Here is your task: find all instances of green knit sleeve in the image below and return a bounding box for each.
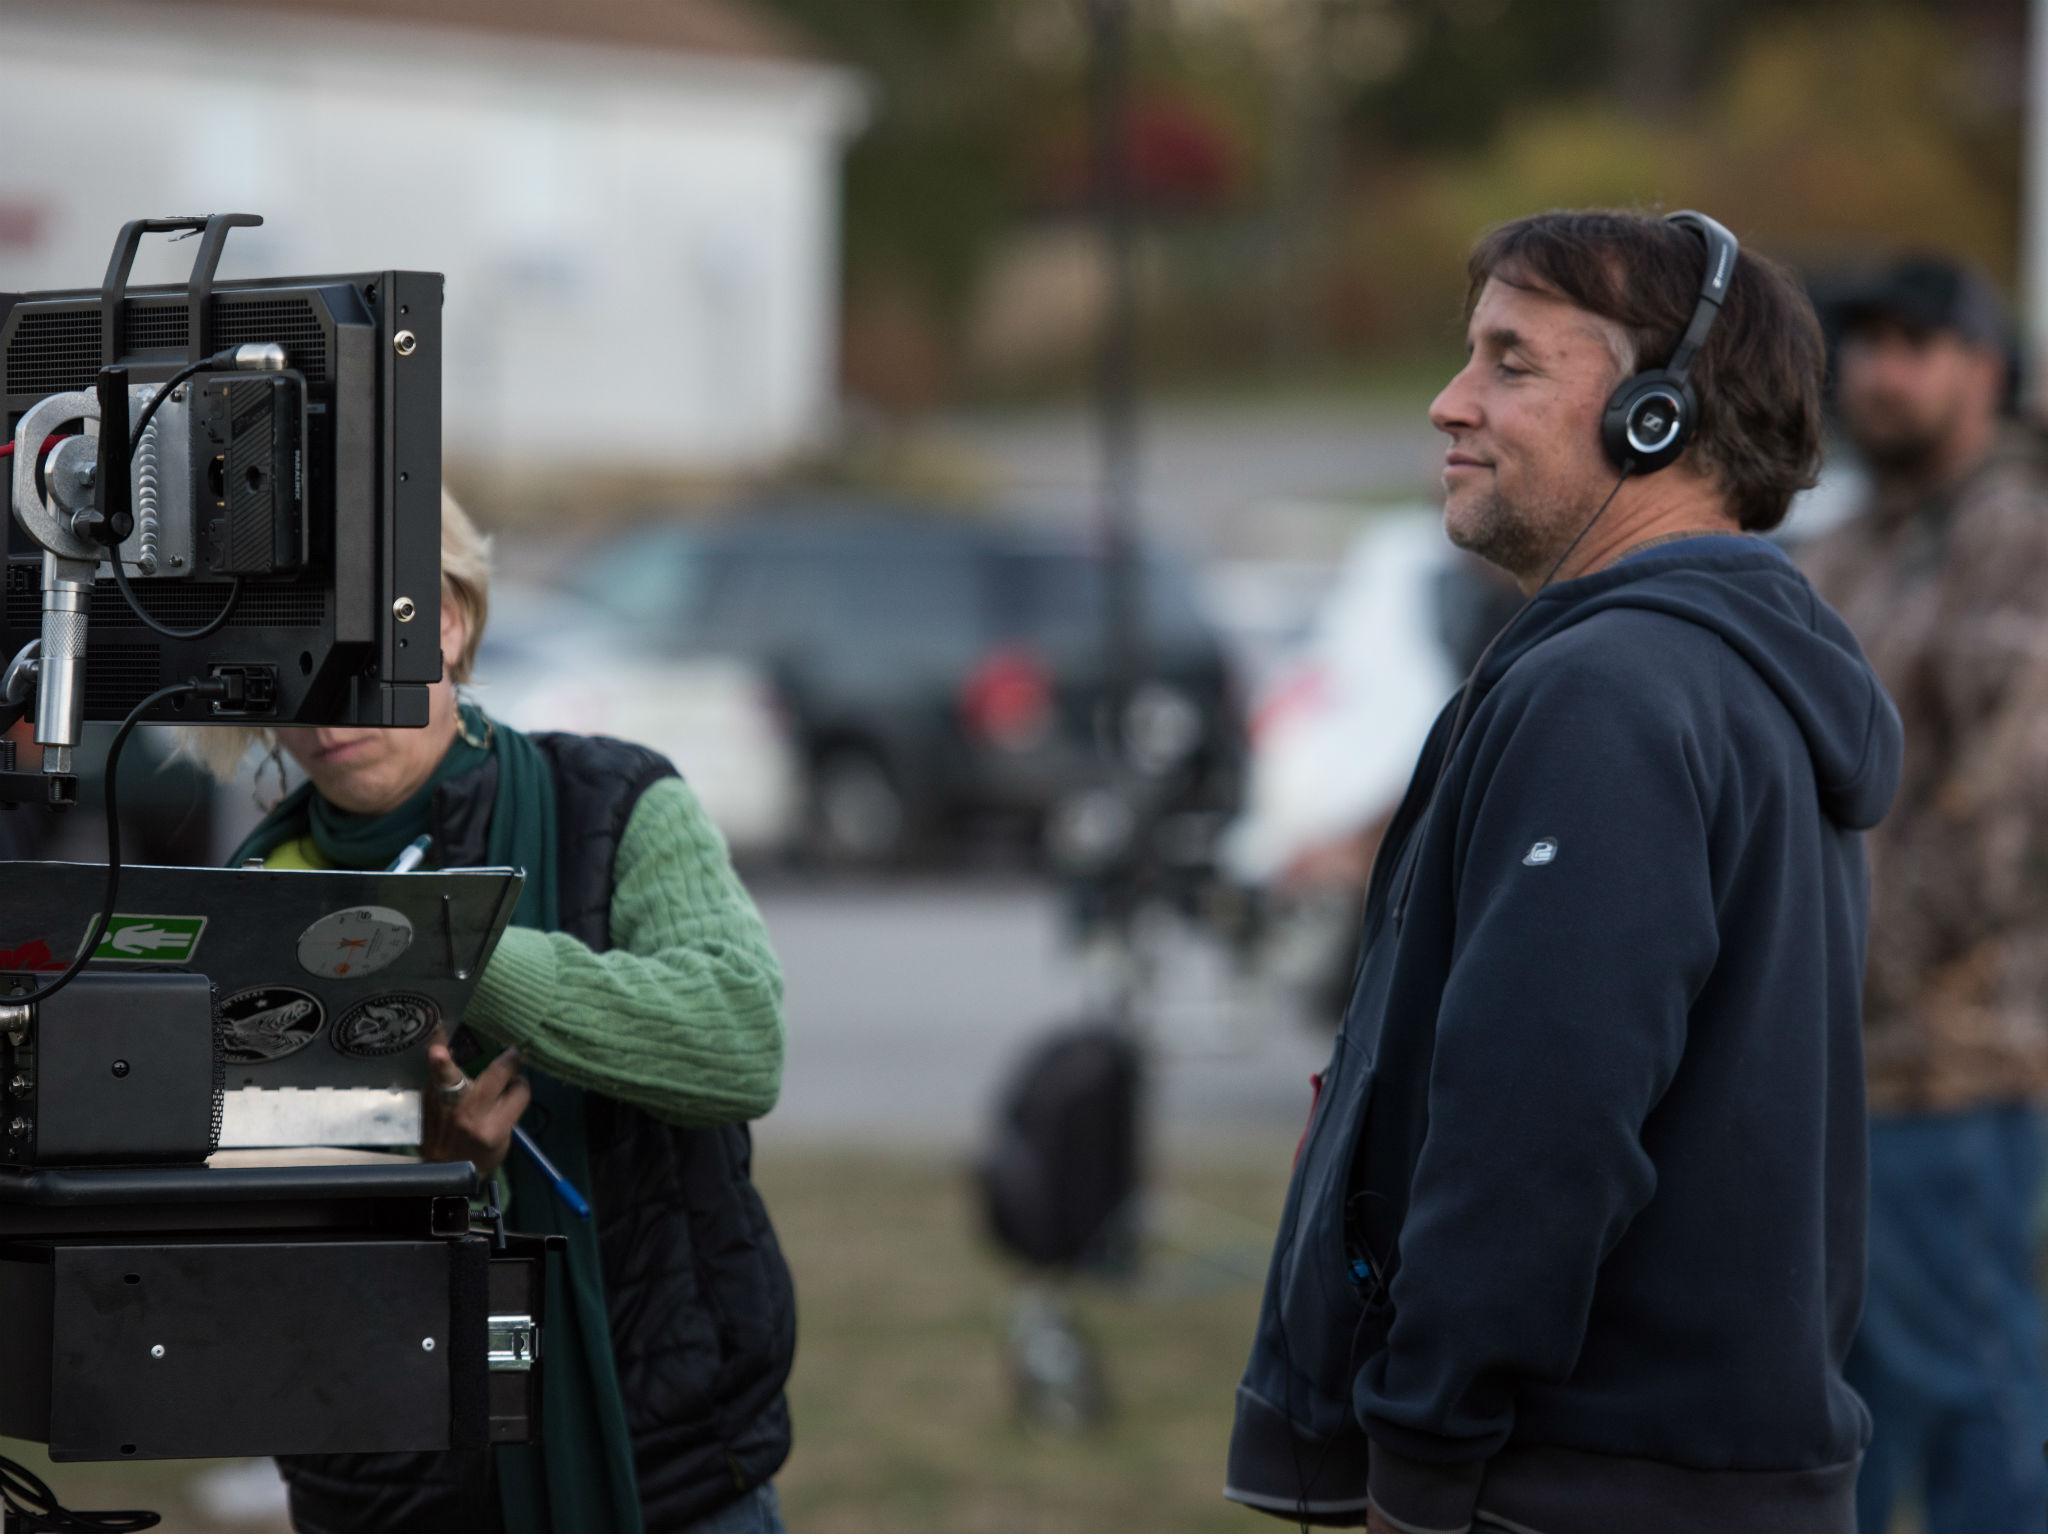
[465,775,785,1127]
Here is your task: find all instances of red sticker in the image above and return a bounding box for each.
[0,939,63,972]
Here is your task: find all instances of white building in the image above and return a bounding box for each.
[0,0,868,477]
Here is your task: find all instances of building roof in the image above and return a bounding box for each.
[176,0,819,63]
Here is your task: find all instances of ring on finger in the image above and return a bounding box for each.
[436,1076,473,1103]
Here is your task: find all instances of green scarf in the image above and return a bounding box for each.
[232,705,642,1533]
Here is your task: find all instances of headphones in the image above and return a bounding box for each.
[1598,209,1740,474]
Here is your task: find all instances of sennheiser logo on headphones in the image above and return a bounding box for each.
[1523,838,1559,866]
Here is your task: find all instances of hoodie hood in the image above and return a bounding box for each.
[1476,537,1902,830]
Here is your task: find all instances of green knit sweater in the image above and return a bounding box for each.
[471,775,785,1127]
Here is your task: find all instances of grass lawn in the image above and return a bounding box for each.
[0,1143,1297,1534]
[759,1143,1292,1533]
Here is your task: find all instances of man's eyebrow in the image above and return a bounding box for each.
[1468,325,1535,357]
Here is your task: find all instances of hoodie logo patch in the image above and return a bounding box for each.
[1523,838,1559,867]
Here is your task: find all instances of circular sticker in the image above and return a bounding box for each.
[298,906,414,981]
[332,992,439,1058]
[219,986,324,1064]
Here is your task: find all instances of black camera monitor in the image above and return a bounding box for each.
[1,214,442,749]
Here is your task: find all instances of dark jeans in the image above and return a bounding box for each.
[678,1481,784,1534]
[1847,1104,2048,1533]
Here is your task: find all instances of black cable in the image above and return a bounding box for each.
[105,356,243,640]
[1385,464,1635,931]
[1437,464,1634,765]
[126,355,213,453]
[107,557,239,643]
[0,1451,158,1533]
[3,680,200,1010]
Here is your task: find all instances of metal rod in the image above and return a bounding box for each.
[1090,0,1144,750]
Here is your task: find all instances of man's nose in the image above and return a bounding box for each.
[1842,338,1921,396]
[1430,362,1479,435]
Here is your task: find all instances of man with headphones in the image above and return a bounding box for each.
[1225,209,1902,1531]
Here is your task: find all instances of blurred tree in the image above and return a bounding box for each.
[1701,0,2022,277]
[764,0,1050,407]
[1330,0,2023,360]
[1352,0,1615,151]
[763,0,2025,403]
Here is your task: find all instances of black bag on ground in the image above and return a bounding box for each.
[979,1022,1141,1270]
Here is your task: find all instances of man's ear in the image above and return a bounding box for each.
[1969,346,2009,418]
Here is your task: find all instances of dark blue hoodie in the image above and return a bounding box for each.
[1227,537,1902,1533]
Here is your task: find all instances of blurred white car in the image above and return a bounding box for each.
[1222,509,1462,889]
[476,583,801,860]
[1200,557,1340,705]
[1222,479,1855,1019]
[1228,461,1867,891]
[1214,509,1479,1017]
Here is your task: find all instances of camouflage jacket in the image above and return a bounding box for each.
[1803,426,2048,1113]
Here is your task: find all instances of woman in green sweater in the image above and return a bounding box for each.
[196,493,796,1534]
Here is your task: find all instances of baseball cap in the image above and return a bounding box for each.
[1835,255,2009,347]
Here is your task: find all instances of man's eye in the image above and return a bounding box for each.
[1496,361,1528,379]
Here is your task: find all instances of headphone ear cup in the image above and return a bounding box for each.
[1601,370,1699,474]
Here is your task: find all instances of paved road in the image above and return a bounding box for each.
[938,399,1445,558]
[753,874,1332,1159]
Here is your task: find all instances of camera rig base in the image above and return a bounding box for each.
[0,1160,550,1461]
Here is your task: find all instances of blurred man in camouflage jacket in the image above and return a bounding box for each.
[1803,255,2048,1532]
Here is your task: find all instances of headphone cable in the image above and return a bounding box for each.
[1386,462,1633,927]
[1272,460,1638,1528]
[1441,461,1636,771]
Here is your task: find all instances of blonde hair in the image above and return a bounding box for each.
[440,488,491,686]
[178,488,495,782]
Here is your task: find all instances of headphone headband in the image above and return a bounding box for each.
[1663,210,1739,381]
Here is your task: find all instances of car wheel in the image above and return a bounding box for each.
[809,748,910,868]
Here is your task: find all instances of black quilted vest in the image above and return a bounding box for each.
[280,732,796,1532]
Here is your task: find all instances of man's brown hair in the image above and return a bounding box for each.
[1466,209,1826,532]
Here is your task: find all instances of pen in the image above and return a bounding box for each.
[511,1125,593,1220]
[386,834,432,874]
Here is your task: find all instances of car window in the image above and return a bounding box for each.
[994,549,1212,657]
[687,538,988,670]
[692,548,791,653]
[829,548,984,654]
[573,526,706,633]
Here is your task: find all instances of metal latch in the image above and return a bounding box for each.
[487,1313,538,1373]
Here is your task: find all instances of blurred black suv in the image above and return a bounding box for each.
[570,503,1245,865]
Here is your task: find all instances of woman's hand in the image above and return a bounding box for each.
[421,1031,530,1178]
